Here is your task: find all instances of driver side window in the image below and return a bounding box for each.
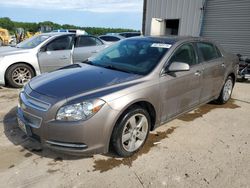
[46,35,73,51]
[169,43,197,66]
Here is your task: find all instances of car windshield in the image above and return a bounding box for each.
[16,35,51,49]
[88,39,171,75]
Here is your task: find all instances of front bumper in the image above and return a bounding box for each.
[17,87,120,155]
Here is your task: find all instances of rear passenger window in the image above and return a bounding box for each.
[76,36,103,47]
[197,42,220,61]
[169,43,197,66]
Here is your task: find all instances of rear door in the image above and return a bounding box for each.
[73,36,106,62]
[160,42,203,122]
[196,42,226,102]
[37,35,74,73]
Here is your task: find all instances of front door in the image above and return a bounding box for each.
[160,43,203,123]
[38,35,74,73]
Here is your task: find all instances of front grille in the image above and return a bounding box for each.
[20,92,51,112]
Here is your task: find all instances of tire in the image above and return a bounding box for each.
[111,106,151,157]
[5,63,35,88]
[216,76,234,104]
[0,38,3,47]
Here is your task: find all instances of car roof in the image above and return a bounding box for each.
[99,35,125,39]
[38,32,73,37]
[38,32,97,38]
[119,32,141,34]
[126,35,201,44]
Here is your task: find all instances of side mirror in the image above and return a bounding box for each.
[168,62,190,72]
[39,45,47,52]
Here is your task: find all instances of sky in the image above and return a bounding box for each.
[0,0,143,30]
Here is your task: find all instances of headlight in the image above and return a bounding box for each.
[56,99,105,121]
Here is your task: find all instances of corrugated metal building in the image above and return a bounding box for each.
[142,0,250,57]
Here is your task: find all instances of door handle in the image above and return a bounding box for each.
[194,71,201,76]
[221,63,226,68]
[60,56,68,60]
[91,50,99,53]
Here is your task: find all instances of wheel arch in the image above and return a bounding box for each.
[4,62,36,84]
[116,100,157,131]
[107,100,157,152]
[227,72,236,86]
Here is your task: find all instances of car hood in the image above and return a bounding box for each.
[29,64,142,99]
[0,46,31,56]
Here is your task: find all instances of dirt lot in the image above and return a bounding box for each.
[0,82,249,188]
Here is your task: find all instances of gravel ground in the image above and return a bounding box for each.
[0,82,249,188]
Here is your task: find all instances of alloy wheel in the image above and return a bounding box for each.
[121,113,149,152]
[223,79,233,102]
[12,67,32,86]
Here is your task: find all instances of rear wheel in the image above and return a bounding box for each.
[111,106,150,157]
[216,76,234,104]
[6,63,35,88]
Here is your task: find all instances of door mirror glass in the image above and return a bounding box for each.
[168,62,190,72]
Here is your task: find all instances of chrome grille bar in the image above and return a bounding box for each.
[20,92,51,111]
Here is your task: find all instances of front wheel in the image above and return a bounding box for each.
[5,63,35,88]
[216,76,234,104]
[111,106,151,157]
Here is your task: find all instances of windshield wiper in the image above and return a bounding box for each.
[81,59,94,65]
[103,65,133,74]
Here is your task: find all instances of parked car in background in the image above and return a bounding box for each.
[106,32,141,38]
[52,29,88,35]
[237,54,250,81]
[0,32,107,88]
[118,32,141,38]
[17,36,238,157]
[99,35,125,44]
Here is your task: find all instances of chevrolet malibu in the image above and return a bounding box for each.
[17,36,238,157]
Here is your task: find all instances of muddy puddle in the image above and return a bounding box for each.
[178,99,240,122]
[93,127,177,173]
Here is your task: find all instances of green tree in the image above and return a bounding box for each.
[0,17,15,31]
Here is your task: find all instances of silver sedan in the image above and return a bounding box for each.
[0,33,108,88]
[17,36,238,157]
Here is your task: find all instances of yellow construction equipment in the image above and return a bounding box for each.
[15,28,41,43]
[0,28,11,46]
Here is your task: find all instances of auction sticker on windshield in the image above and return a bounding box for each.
[151,43,172,48]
